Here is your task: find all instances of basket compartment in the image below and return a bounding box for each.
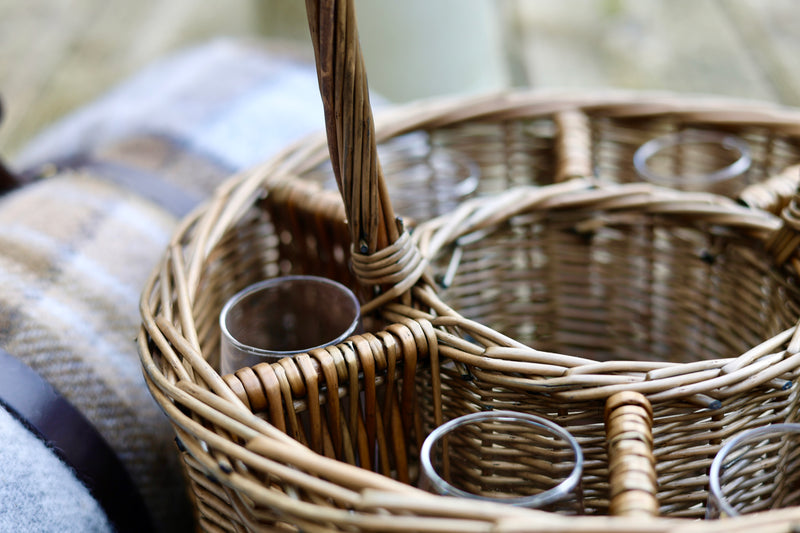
[414,355,800,517]
[301,103,800,219]
[432,203,800,362]
[404,182,800,517]
[190,183,355,367]
[140,93,800,531]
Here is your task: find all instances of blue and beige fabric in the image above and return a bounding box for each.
[0,38,326,531]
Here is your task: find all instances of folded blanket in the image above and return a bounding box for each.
[0,173,187,531]
[0,407,112,533]
[1,38,329,531]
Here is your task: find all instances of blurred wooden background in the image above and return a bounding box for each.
[1,0,799,159]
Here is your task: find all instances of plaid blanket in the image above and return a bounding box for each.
[1,38,327,531]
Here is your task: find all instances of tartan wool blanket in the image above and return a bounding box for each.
[0,38,326,531]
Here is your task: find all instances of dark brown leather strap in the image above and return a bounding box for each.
[21,152,203,218]
[78,157,203,218]
[0,348,155,532]
[0,96,24,194]
[0,159,18,194]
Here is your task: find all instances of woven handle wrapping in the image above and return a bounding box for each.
[305,0,397,252]
[305,0,429,312]
[768,187,800,268]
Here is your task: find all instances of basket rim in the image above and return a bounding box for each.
[400,177,793,403]
[368,88,800,142]
[138,88,800,530]
[233,87,800,205]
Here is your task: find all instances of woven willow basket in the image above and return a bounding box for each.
[139,1,800,531]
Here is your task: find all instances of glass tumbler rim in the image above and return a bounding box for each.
[420,409,584,508]
[219,275,361,358]
[709,422,800,518]
[633,129,751,187]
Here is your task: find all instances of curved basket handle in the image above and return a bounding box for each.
[605,391,659,517]
[305,0,399,254]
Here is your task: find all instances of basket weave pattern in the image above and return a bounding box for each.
[139,1,800,530]
[407,180,800,516]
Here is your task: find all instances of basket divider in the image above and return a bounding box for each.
[605,392,659,517]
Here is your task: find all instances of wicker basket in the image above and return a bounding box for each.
[138,1,800,530]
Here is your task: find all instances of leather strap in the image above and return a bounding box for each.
[0,96,24,194]
[0,159,18,194]
[0,348,155,532]
[77,157,203,218]
[20,151,203,218]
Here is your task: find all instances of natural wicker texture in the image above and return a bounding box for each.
[605,392,658,518]
[138,0,800,531]
[138,172,800,530]
[408,180,800,516]
[709,424,800,516]
[419,410,584,513]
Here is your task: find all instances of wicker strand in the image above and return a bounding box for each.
[739,164,800,213]
[767,190,800,266]
[555,110,594,182]
[605,392,659,517]
[382,297,799,403]
[351,230,429,313]
[305,0,398,253]
[138,77,800,529]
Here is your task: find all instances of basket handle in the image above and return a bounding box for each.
[305,0,430,313]
[305,0,398,254]
[605,391,659,517]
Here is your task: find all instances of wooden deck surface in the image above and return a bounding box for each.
[1,0,799,159]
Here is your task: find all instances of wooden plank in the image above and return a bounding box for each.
[4,0,798,161]
[0,0,101,156]
[510,0,779,103]
[10,1,153,154]
[720,0,800,107]
[0,0,260,158]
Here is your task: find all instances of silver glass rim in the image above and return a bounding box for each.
[219,275,361,357]
[420,410,584,507]
[633,130,751,186]
[709,423,800,517]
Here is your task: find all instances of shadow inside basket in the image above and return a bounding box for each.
[201,178,800,520]
[143,98,800,529]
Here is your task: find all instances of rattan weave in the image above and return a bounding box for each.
[139,1,800,531]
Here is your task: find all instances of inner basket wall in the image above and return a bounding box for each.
[434,213,800,364]
[301,110,800,222]
[414,202,800,517]
[192,183,358,369]
[414,362,800,518]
